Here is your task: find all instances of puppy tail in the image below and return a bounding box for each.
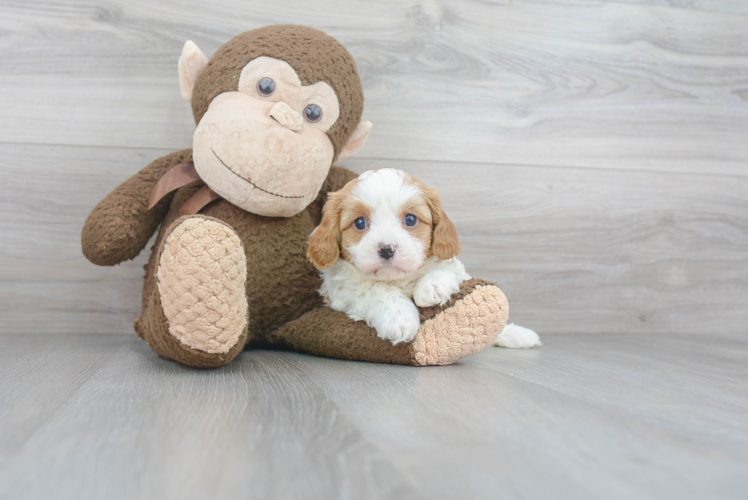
[493,323,542,349]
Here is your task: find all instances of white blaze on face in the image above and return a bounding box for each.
[192,57,341,218]
[347,169,427,281]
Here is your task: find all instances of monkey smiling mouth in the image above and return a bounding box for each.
[211,148,304,199]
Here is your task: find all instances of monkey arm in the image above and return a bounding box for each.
[81,149,193,266]
[263,278,507,366]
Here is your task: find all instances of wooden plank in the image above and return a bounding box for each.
[612,0,748,15]
[0,0,746,175]
[0,144,163,334]
[0,334,421,500]
[1,142,747,335]
[0,333,745,499]
[477,332,748,433]
[0,334,127,470]
[375,156,748,336]
[292,333,748,500]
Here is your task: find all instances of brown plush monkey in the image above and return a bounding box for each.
[81,25,508,368]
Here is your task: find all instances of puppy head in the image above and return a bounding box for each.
[307,169,460,280]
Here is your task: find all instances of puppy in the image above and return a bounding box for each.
[307,168,470,344]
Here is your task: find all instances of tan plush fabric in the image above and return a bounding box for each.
[192,91,336,217]
[98,164,509,368]
[190,25,364,161]
[262,278,508,366]
[178,40,209,101]
[82,26,507,369]
[131,160,360,367]
[135,284,248,369]
[237,58,341,133]
[411,285,508,366]
[157,217,248,354]
[337,121,373,162]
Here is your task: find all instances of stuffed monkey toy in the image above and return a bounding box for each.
[81,25,508,368]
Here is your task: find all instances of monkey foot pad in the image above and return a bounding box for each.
[412,284,508,366]
[157,217,248,354]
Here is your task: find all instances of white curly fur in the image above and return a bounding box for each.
[321,256,470,344]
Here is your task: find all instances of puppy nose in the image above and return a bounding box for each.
[378,243,396,260]
[269,101,303,132]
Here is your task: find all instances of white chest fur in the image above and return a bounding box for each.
[318,257,471,344]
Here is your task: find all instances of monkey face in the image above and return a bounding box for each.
[192,57,341,217]
[179,27,373,217]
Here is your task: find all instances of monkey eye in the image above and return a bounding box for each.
[354,217,367,231]
[304,104,322,123]
[257,77,276,96]
[404,214,418,227]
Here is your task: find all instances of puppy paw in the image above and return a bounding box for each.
[414,270,460,307]
[371,299,421,345]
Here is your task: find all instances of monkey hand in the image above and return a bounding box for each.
[82,149,190,266]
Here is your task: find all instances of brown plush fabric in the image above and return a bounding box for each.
[260,307,415,365]
[262,278,507,366]
[132,160,357,363]
[86,152,509,368]
[135,284,248,369]
[418,278,497,322]
[412,284,508,366]
[156,216,248,353]
[308,163,360,223]
[81,149,193,266]
[191,25,364,161]
[82,26,506,369]
[84,151,508,369]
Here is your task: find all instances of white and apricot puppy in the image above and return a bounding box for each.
[307,169,470,344]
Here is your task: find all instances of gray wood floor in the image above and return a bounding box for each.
[1,2,747,497]
[0,333,745,500]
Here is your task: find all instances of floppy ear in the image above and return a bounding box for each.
[178,40,209,102]
[425,188,461,260]
[307,192,343,270]
[337,121,372,162]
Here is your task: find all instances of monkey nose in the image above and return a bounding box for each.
[269,101,303,132]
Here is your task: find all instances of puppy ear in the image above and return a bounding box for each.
[425,188,461,260]
[307,192,343,270]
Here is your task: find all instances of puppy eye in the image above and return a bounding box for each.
[354,217,367,231]
[257,77,276,96]
[404,214,418,227]
[304,104,322,123]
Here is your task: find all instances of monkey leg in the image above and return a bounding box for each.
[135,215,249,368]
[265,279,508,366]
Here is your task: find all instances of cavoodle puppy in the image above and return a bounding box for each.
[307,168,470,344]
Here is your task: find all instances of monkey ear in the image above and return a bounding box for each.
[307,193,343,270]
[178,40,209,102]
[337,121,372,162]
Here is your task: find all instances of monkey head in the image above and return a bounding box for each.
[178,25,372,217]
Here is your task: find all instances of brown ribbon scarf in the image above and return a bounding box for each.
[146,162,222,216]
